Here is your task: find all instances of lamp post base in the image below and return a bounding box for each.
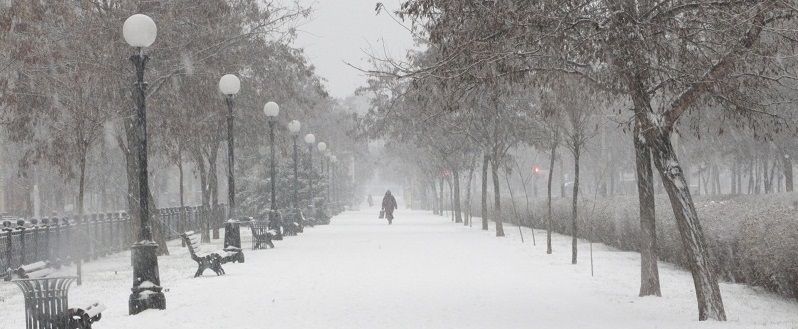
[129,241,166,314]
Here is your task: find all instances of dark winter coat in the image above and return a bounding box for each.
[382,193,397,219]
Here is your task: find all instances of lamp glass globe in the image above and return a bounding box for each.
[123,14,157,48]
[218,74,241,95]
[288,120,301,134]
[263,101,280,117]
[304,134,316,144]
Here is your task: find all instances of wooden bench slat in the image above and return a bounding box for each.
[19,261,48,272]
[26,268,56,279]
[83,302,106,318]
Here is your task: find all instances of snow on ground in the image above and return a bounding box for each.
[1,209,797,329]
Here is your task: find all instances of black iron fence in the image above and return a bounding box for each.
[157,205,228,240]
[0,205,228,271]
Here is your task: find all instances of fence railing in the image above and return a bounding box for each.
[0,205,228,272]
[156,205,228,240]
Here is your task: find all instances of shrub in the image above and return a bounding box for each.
[494,192,798,299]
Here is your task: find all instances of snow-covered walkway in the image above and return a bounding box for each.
[2,209,797,328]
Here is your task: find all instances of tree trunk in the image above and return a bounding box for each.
[196,153,210,208]
[559,157,565,198]
[546,144,556,254]
[76,153,87,285]
[634,123,661,297]
[730,159,737,195]
[626,71,725,319]
[767,155,778,194]
[178,159,185,210]
[148,185,169,255]
[491,159,504,237]
[647,126,726,321]
[747,158,754,194]
[446,176,454,221]
[430,180,439,215]
[736,161,743,194]
[465,157,476,226]
[609,161,616,196]
[207,146,219,242]
[481,153,490,231]
[178,156,186,247]
[784,155,793,192]
[754,157,762,194]
[763,156,771,193]
[439,176,445,217]
[453,169,462,223]
[571,142,580,265]
[696,169,702,196]
[517,159,536,245]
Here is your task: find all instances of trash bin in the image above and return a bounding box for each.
[224,220,241,249]
[12,277,77,329]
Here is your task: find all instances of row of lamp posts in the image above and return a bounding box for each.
[123,13,341,315]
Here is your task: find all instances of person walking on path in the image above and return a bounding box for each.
[381,190,397,224]
[367,194,374,207]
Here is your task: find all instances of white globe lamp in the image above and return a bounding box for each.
[123,14,157,48]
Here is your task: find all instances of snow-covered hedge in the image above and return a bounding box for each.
[499,193,798,299]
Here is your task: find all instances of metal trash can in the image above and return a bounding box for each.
[12,277,77,329]
[224,220,241,249]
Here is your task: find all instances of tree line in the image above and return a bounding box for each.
[0,0,345,254]
[360,0,798,321]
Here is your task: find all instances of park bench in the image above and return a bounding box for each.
[265,210,284,240]
[315,205,331,225]
[68,302,106,329]
[5,261,105,329]
[180,231,244,277]
[302,205,318,227]
[5,260,61,281]
[250,221,276,249]
[282,209,304,236]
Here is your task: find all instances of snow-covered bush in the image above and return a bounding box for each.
[237,161,328,219]
[499,193,798,299]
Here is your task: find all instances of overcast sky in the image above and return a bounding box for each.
[291,0,416,99]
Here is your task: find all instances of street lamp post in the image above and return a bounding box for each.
[123,14,165,315]
[264,102,280,210]
[331,155,338,207]
[316,142,330,209]
[288,120,301,209]
[317,142,327,168]
[219,74,241,247]
[326,152,332,204]
[786,154,793,193]
[305,134,316,207]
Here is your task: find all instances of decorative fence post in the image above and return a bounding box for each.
[2,221,13,270]
[90,214,99,260]
[107,213,116,253]
[98,213,108,257]
[212,205,220,240]
[31,219,40,262]
[17,219,26,266]
[121,212,131,246]
[53,218,63,264]
[188,207,196,233]
[41,218,51,263]
[64,217,74,264]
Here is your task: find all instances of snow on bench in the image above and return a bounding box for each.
[180,231,243,278]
